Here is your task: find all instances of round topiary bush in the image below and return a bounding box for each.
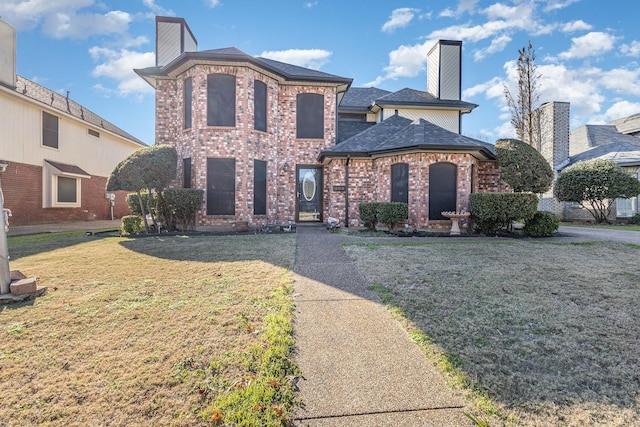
[523,211,560,237]
[495,138,553,193]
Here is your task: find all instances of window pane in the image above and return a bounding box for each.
[183,157,191,188]
[57,176,77,203]
[206,158,235,215]
[254,160,267,215]
[43,111,59,148]
[296,93,324,139]
[429,162,457,220]
[391,163,409,204]
[254,80,267,132]
[207,74,236,127]
[184,77,192,129]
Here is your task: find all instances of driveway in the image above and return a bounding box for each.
[558,226,640,245]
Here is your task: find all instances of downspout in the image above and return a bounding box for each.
[345,156,350,228]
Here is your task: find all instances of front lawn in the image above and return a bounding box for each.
[345,239,640,426]
[1,233,297,426]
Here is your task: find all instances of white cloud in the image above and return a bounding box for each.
[439,0,478,18]
[41,10,131,38]
[142,0,174,16]
[474,34,512,61]
[90,46,155,96]
[561,20,592,33]
[207,0,222,7]
[621,40,640,57]
[0,0,93,30]
[557,32,619,60]
[304,1,318,8]
[381,8,419,33]
[543,0,581,12]
[599,101,640,123]
[259,49,332,70]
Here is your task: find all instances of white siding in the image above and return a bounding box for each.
[381,109,460,133]
[157,21,182,67]
[0,88,142,177]
[427,44,440,98]
[0,19,16,87]
[439,44,461,101]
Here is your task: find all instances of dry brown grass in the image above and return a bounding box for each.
[1,233,296,426]
[345,239,640,427]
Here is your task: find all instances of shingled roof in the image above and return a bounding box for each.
[321,115,495,161]
[13,76,146,146]
[135,47,352,86]
[567,125,640,167]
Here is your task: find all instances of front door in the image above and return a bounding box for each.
[296,166,323,222]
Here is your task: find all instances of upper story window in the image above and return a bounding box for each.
[254,80,267,132]
[207,74,236,127]
[42,111,59,149]
[296,93,324,139]
[184,77,192,129]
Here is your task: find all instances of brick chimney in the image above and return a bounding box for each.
[427,40,462,101]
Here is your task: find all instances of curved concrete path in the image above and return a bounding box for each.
[558,225,640,244]
[292,225,471,426]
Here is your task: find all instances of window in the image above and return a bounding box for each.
[43,160,89,208]
[254,80,267,132]
[391,163,409,204]
[616,173,639,217]
[88,129,100,138]
[184,77,192,129]
[183,158,191,188]
[57,176,77,203]
[42,111,59,148]
[296,93,324,139]
[207,74,236,127]
[429,162,457,220]
[254,160,267,215]
[206,158,235,215]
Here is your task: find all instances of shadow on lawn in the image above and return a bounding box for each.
[117,233,296,269]
[345,239,640,424]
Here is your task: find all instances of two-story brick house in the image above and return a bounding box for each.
[135,17,504,230]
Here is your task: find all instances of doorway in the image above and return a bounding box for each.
[296,166,323,222]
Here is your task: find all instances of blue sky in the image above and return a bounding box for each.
[2,0,640,145]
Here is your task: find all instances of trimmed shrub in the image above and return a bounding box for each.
[121,215,143,236]
[378,202,409,231]
[523,211,560,237]
[495,138,553,193]
[359,202,380,231]
[126,191,158,217]
[469,192,538,234]
[163,188,204,231]
[629,213,640,225]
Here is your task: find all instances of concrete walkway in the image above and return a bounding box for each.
[292,225,471,426]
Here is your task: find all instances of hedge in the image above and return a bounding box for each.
[121,215,143,236]
[358,202,408,231]
[469,192,538,234]
[523,211,560,237]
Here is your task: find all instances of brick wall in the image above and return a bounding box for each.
[326,154,496,229]
[0,161,131,225]
[155,64,339,228]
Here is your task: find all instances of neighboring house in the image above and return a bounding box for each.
[535,102,640,221]
[135,17,505,230]
[0,18,147,226]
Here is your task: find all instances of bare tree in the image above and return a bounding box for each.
[504,41,541,146]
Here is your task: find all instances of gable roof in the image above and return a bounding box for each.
[338,86,478,114]
[567,125,640,167]
[135,46,352,87]
[320,115,495,161]
[12,76,146,146]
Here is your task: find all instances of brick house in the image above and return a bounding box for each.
[135,17,505,230]
[0,18,146,226]
[535,102,640,221]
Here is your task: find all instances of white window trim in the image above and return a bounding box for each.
[42,161,90,208]
[52,175,82,208]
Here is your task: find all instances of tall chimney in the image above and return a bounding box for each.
[156,16,198,67]
[0,17,16,88]
[427,40,462,101]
